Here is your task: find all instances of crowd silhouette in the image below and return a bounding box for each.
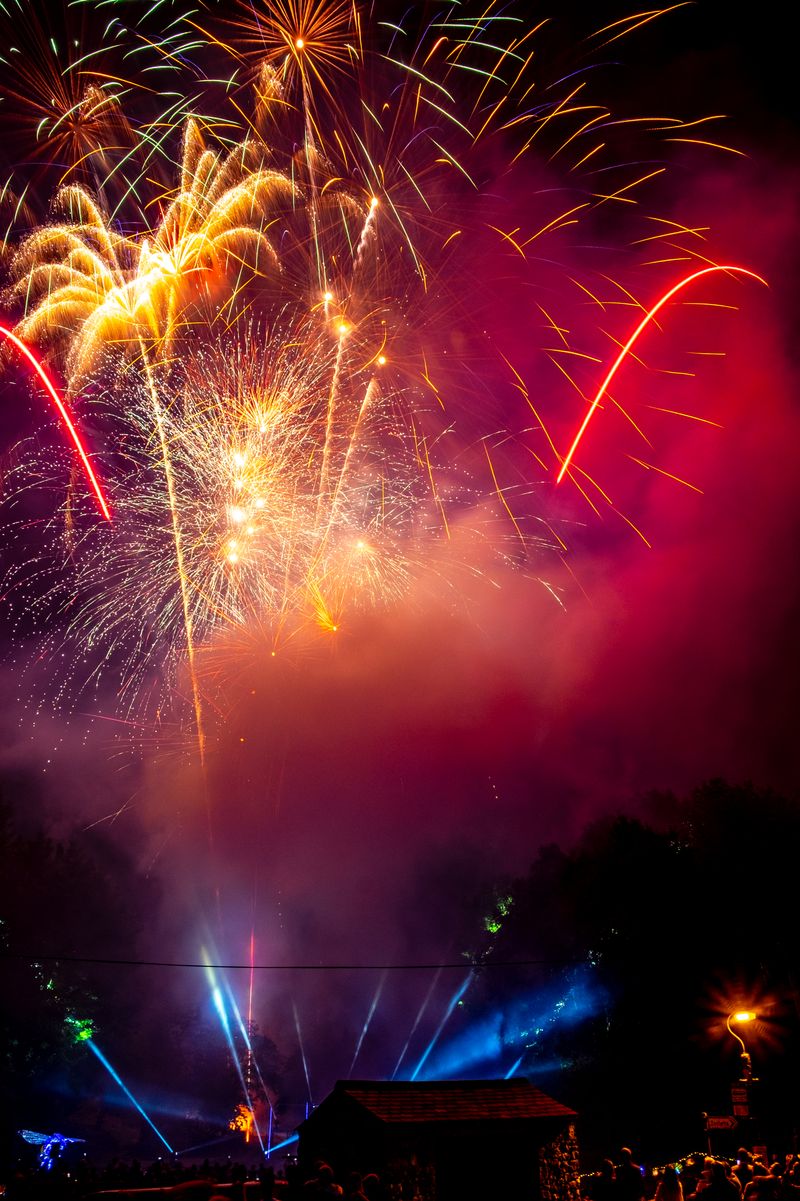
[585,1148,800,1201]
[8,1141,800,1201]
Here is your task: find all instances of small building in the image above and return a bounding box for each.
[297,1078,580,1201]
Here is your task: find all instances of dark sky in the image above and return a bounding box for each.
[0,0,798,1143]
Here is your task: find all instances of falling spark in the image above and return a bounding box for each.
[556,265,767,482]
[0,323,110,519]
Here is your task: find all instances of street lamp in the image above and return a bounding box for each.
[727,1011,756,1081]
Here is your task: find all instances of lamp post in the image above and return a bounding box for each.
[727,1011,756,1082]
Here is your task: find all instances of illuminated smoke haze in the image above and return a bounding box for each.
[0,0,798,1142]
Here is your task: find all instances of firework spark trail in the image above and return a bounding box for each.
[137,337,207,767]
[315,373,382,568]
[556,265,768,483]
[0,323,110,520]
[316,323,349,515]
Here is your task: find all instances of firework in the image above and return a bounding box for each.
[9,124,295,378]
[7,308,465,724]
[0,0,763,744]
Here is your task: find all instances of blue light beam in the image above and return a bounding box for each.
[293,1002,313,1106]
[391,966,442,1080]
[266,1133,299,1158]
[86,1042,173,1153]
[504,1054,524,1079]
[203,950,266,1153]
[223,977,276,1151]
[419,971,604,1079]
[349,970,387,1076]
[410,973,473,1081]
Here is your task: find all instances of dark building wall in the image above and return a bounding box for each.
[298,1106,386,1181]
[300,1115,580,1201]
[430,1126,540,1201]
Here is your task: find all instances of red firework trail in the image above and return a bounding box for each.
[556,265,768,484]
[0,322,111,520]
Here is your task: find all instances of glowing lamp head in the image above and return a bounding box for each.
[731,1011,756,1023]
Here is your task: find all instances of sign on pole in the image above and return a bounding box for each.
[705,1116,738,1131]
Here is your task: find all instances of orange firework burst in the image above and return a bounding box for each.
[220,0,355,81]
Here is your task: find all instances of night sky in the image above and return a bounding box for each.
[0,0,798,1160]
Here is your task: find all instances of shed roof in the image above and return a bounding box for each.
[309,1079,575,1126]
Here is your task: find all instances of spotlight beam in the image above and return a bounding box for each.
[391,966,443,1080]
[349,970,388,1076]
[410,972,472,1081]
[87,1041,173,1153]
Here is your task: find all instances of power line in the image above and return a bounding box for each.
[1,951,582,971]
